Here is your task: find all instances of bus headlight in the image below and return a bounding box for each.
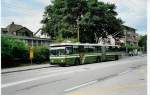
[51,60,54,62]
[61,59,64,62]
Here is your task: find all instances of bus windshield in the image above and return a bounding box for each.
[50,47,65,56]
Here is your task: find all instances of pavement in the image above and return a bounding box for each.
[1,63,52,74]
[1,55,147,95]
[65,64,147,95]
[1,54,146,74]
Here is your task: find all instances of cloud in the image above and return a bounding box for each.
[1,0,48,32]
[2,14,43,33]
[35,0,52,6]
[137,30,147,35]
[2,0,147,34]
[100,0,147,34]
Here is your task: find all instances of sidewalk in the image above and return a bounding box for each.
[1,63,51,74]
[1,54,146,74]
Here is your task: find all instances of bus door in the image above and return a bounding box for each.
[79,45,85,64]
[101,46,106,61]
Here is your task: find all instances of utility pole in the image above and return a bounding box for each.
[125,30,128,54]
[76,17,80,42]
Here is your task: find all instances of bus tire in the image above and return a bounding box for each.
[59,64,66,67]
[115,55,119,60]
[74,58,80,65]
[96,57,101,63]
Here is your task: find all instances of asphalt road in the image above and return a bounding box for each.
[1,55,147,95]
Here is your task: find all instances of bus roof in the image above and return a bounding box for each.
[49,43,118,47]
[50,47,66,50]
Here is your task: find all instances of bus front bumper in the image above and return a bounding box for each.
[50,57,66,65]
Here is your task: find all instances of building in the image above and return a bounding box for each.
[97,25,139,46]
[1,22,33,37]
[33,28,50,39]
[1,22,51,46]
[121,25,139,46]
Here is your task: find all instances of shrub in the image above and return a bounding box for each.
[33,46,49,63]
[1,37,28,68]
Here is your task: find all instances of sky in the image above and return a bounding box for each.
[1,0,147,35]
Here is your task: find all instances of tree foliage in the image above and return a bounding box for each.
[1,37,28,68]
[1,37,50,68]
[138,35,147,51]
[41,0,124,43]
[33,46,49,63]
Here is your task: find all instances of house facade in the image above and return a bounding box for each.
[122,25,139,46]
[1,22,51,46]
[1,22,33,37]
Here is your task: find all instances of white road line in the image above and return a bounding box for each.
[40,67,79,74]
[64,80,98,92]
[2,69,86,88]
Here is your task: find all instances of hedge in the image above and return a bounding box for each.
[33,46,49,63]
[1,37,28,68]
[1,37,50,68]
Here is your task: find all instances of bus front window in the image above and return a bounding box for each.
[50,47,65,56]
[66,47,73,55]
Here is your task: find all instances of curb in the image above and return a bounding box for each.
[1,54,146,74]
[1,64,54,74]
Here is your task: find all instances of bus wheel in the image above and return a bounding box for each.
[59,64,66,67]
[96,57,101,63]
[115,55,119,60]
[74,58,80,65]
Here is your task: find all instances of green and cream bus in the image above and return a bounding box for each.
[49,43,121,66]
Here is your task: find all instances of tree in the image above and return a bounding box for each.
[138,35,147,51]
[41,0,124,43]
[80,0,123,43]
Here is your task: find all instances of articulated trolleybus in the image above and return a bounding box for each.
[49,43,121,66]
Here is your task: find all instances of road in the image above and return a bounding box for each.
[1,55,147,95]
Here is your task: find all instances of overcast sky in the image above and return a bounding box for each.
[1,0,147,35]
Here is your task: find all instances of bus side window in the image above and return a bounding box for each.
[106,46,109,51]
[66,47,73,54]
[66,49,70,54]
[73,46,79,54]
[88,46,95,53]
[79,46,84,52]
[107,46,117,52]
[95,46,101,53]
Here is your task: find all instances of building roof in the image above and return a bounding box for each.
[1,28,7,32]
[2,22,33,34]
[123,25,136,31]
[6,22,23,32]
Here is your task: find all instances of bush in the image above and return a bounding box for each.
[33,46,49,63]
[126,44,139,51]
[1,37,28,68]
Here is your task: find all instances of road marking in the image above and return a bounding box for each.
[2,69,86,88]
[64,80,98,92]
[40,67,80,74]
[118,69,132,75]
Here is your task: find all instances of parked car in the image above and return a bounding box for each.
[129,49,138,56]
